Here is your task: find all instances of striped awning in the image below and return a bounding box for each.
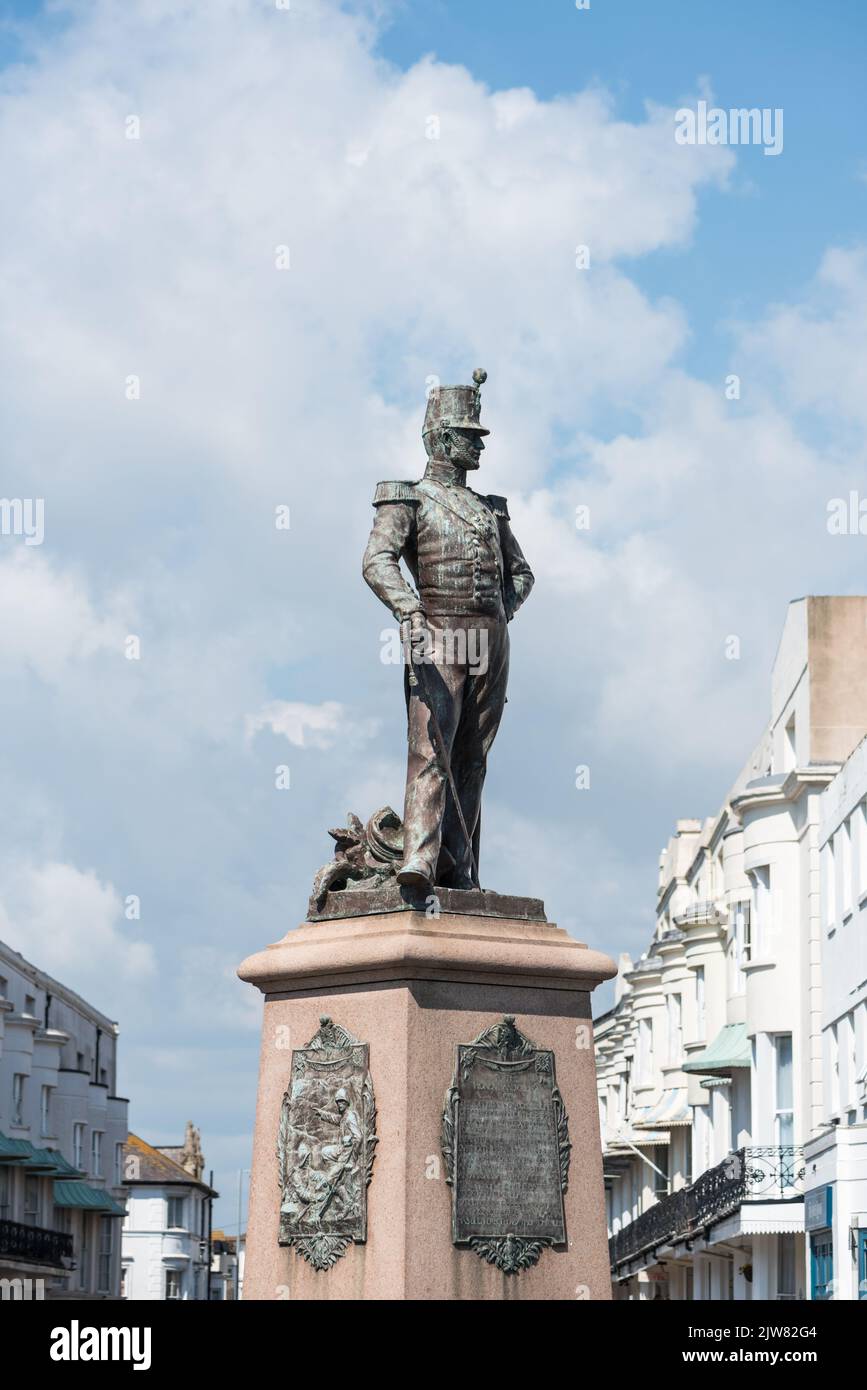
[607,1127,670,1148]
[633,1088,691,1127]
[683,1023,751,1075]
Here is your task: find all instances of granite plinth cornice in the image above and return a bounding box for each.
[238,911,617,996]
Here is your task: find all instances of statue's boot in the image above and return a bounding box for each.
[396,856,434,890]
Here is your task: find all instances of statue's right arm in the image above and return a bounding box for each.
[362,498,422,622]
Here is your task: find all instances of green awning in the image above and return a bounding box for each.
[47,1152,86,1179]
[0,1135,86,1177]
[683,1022,751,1075]
[53,1181,126,1216]
[0,1131,33,1161]
[0,1136,64,1171]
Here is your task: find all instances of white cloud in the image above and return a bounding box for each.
[0,550,124,683]
[0,861,156,1012]
[245,700,379,749]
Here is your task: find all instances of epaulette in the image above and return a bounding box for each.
[372,480,421,506]
[485,493,510,520]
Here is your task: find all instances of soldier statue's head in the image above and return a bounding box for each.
[422,368,489,471]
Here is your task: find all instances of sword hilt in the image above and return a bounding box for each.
[400,618,419,687]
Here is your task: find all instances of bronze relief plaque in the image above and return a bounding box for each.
[442,1015,570,1274]
[277,1015,377,1271]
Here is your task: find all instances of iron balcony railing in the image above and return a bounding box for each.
[609,1145,805,1271]
[0,1217,74,1267]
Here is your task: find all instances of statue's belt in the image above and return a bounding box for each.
[415,479,502,564]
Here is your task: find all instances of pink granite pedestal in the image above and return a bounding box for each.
[237,907,616,1301]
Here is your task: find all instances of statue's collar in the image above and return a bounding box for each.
[423,461,467,489]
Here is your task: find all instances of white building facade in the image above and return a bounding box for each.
[806,736,867,1299]
[0,939,128,1299]
[121,1125,217,1300]
[598,597,867,1301]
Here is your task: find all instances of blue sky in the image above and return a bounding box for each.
[0,0,865,1235]
[377,0,867,384]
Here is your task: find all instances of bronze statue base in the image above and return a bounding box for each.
[309,878,546,923]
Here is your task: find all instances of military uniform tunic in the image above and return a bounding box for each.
[362,465,534,886]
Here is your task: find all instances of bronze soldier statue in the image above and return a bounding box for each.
[362,370,534,892]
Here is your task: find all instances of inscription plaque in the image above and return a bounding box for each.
[441,1015,570,1273]
[277,1015,377,1271]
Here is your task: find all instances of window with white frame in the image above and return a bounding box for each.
[774,1034,794,1147]
[843,1012,857,1109]
[783,714,797,772]
[695,965,706,1040]
[40,1085,52,1136]
[97,1216,113,1293]
[841,816,853,916]
[750,866,771,956]
[91,1130,103,1178]
[858,801,867,898]
[637,1017,652,1082]
[829,1023,840,1116]
[167,1195,187,1229]
[73,1123,85,1171]
[166,1268,182,1300]
[667,993,683,1064]
[12,1073,25,1126]
[824,839,836,929]
[730,900,751,992]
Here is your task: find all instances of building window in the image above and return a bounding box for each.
[24,994,36,1017]
[637,1017,652,1083]
[76,1051,85,1071]
[79,1228,89,1290]
[667,992,682,1064]
[23,1174,40,1227]
[73,1123,85,1171]
[653,1144,670,1199]
[0,1166,9,1219]
[810,1235,834,1300]
[115,1142,125,1187]
[166,1268,182,1300]
[40,1085,52,1136]
[97,1216,113,1293]
[841,817,853,916]
[730,900,751,992]
[777,1233,798,1299]
[750,867,771,956]
[91,1130,103,1178]
[695,965,706,1040]
[120,1265,129,1299]
[774,1034,794,1147]
[829,1023,840,1116]
[167,1195,187,1229]
[842,1013,857,1108]
[12,1073,26,1126]
[783,713,797,772]
[824,839,836,929]
[858,801,867,898]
